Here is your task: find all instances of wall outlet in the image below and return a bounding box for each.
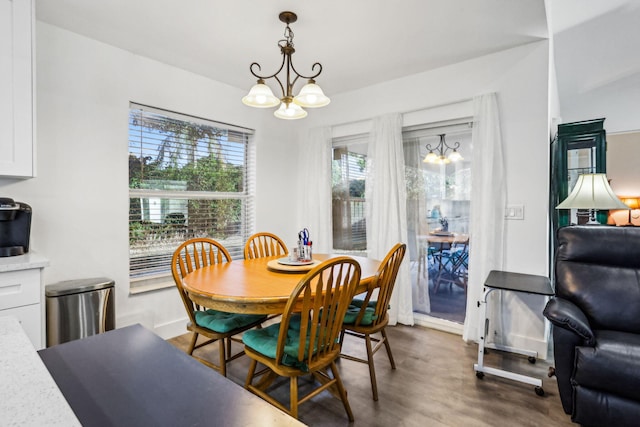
[505,204,524,220]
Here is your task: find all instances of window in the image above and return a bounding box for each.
[128,103,254,290]
[331,136,367,253]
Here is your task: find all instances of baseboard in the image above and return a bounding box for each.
[116,311,154,331]
[153,317,188,340]
[489,333,549,361]
[414,312,463,335]
[117,312,187,340]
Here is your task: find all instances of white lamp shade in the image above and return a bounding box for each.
[293,82,330,108]
[556,173,630,210]
[242,83,280,108]
[448,150,463,162]
[274,102,308,120]
[423,152,438,163]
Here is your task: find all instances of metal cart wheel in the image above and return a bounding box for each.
[535,386,544,396]
[476,371,484,379]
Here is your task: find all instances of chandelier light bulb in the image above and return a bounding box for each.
[274,102,307,120]
[242,81,280,108]
[423,151,438,163]
[294,80,331,108]
[448,149,463,162]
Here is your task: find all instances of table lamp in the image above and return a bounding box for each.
[620,197,640,224]
[556,173,630,224]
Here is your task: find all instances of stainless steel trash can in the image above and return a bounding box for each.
[45,277,115,347]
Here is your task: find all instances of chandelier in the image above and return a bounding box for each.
[423,134,463,164]
[242,11,330,120]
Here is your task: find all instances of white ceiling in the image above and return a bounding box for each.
[34,0,640,114]
[35,0,549,96]
[548,0,640,117]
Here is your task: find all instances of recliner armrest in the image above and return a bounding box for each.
[543,298,595,346]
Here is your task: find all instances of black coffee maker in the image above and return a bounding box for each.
[0,197,32,257]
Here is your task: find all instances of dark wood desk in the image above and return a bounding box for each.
[39,324,305,427]
[182,254,381,315]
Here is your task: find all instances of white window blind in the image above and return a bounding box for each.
[128,103,255,286]
[332,135,368,252]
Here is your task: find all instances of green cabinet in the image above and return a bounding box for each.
[550,118,607,236]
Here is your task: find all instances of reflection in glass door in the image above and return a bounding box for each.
[404,124,472,326]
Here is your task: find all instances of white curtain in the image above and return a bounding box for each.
[366,113,414,326]
[299,127,333,253]
[404,136,430,313]
[463,93,507,342]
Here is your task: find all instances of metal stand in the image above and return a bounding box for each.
[473,270,553,396]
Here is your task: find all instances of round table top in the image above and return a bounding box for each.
[182,253,381,315]
[423,233,469,244]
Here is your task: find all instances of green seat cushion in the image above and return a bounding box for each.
[242,314,317,372]
[343,298,378,326]
[194,309,265,333]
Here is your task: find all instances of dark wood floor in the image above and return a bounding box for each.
[167,324,574,427]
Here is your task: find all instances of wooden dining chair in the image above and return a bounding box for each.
[340,242,406,401]
[243,232,289,323]
[244,232,288,259]
[242,257,361,421]
[171,238,266,377]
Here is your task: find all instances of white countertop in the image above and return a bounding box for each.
[0,252,49,273]
[0,316,80,426]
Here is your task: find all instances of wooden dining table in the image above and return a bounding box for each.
[182,254,381,315]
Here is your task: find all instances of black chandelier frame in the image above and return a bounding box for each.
[425,134,461,159]
[248,11,323,104]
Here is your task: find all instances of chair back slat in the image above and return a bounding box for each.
[171,238,232,323]
[275,257,361,370]
[354,243,406,327]
[244,232,288,259]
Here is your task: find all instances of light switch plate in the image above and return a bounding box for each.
[505,204,524,220]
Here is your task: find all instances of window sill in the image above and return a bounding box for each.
[129,275,175,295]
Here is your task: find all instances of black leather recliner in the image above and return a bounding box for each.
[544,225,640,426]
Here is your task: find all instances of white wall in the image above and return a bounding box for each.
[559,77,640,134]
[0,22,298,338]
[305,40,552,354]
[607,132,640,196]
[0,22,553,354]
[553,6,640,134]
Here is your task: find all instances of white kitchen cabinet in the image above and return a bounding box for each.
[0,252,48,349]
[0,0,35,178]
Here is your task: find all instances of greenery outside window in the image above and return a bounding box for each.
[128,103,254,291]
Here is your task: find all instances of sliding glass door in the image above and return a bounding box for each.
[330,122,473,328]
[403,123,473,325]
